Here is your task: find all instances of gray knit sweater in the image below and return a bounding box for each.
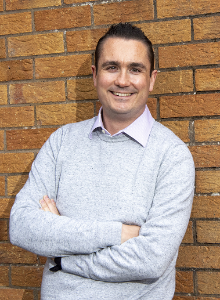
[10,117,195,300]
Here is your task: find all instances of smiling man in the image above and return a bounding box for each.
[10,23,195,300]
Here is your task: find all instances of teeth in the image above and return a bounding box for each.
[112,92,132,97]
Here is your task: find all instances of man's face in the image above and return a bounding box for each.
[92,37,157,124]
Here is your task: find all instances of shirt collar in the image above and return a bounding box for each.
[89,105,154,147]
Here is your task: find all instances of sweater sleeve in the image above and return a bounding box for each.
[9,127,122,257]
[61,144,195,282]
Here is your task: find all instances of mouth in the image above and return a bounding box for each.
[111,91,133,97]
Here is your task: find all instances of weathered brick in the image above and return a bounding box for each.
[157,0,220,18]
[7,128,57,150]
[160,93,220,118]
[39,256,47,264]
[10,81,65,104]
[0,220,8,241]
[11,266,44,287]
[0,129,3,149]
[0,153,34,173]
[173,297,194,300]
[160,120,189,142]
[0,266,9,286]
[0,106,34,128]
[197,221,220,243]
[177,245,220,268]
[197,271,220,294]
[0,12,32,35]
[152,70,193,95]
[0,85,8,105]
[0,176,5,195]
[0,38,6,58]
[138,19,191,44]
[147,98,157,119]
[196,170,220,194]
[182,221,193,244]
[0,0,3,11]
[8,33,64,57]
[36,102,94,126]
[7,175,28,196]
[191,196,220,218]
[35,54,91,79]
[0,243,37,264]
[190,145,220,168]
[64,0,94,3]
[34,6,91,31]
[94,0,154,26]
[0,288,34,300]
[195,68,220,91]
[67,78,97,101]
[96,101,101,115]
[0,59,33,82]
[66,28,107,52]
[159,42,220,68]
[194,16,220,40]
[6,0,61,10]
[0,198,14,218]
[175,270,193,293]
[195,119,220,142]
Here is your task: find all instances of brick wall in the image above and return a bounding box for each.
[0,0,219,299]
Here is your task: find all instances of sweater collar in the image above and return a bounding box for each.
[89,105,154,148]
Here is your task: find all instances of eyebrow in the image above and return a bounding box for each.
[101,61,147,70]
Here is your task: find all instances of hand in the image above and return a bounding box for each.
[121,224,140,244]
[40,195,60,216]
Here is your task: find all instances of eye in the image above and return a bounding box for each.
[106,66,117,71]
[131,68,141,73]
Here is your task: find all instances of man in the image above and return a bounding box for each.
[10,23,195,299]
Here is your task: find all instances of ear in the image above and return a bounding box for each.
[91,65,97,87]
[149,70,157,92]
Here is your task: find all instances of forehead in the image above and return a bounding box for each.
[99,37,150,66]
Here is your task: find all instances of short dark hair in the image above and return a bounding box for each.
[95,23,154,75]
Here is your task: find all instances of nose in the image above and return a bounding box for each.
[114,70,130,87]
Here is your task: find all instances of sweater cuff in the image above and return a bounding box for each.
[98,221,122,248]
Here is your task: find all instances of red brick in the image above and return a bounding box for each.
[7,175,29,196]
[94,0,154,26]
[147,98,157,119]
[157,0,220,18]
[34,6,91,31]
[0,0,3,11]
[0,176,5,196]
[0,243,37,264]
[39,256,47,265]
[182,221,193,244]
[175,270,193,293]
[173,297,195,300]
[65,0,95,3]
[197,221,220,243]
[0,129,3,149]
[160,93,220,118]
[0,288,34,300]
[0,59,33,82]
[0,12,32,35]
[8,33,64,57]
[0,106,34,128]
[161,120,190,142]
[177,245,220,268]
[191,196,220,219]
[197,271,220,294]
[10,81,65,104]
[138,19,191,44]
[0,220,8,241]
[0,38,6,58]
[36,102,94,126]
[0,85,7,105]
[7,128,57,150]
[195,68,220,91]
[6,0,61,10]
[11,266,44,287]
[190,145,220,168]
[152,70,193,95]
[0,152,34,173]
[66,28,107,52]
[159,42,220,68]
[194,16,220,40]
[35,54,91,79]
[0,198,14,218]
[195,119,220,142]
[0,266,9,286]
[96,101,101,115]
[196,170,220,194]
[67,78,97,101]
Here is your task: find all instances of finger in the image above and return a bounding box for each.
[43,196,60,216]
[40,198,50,212]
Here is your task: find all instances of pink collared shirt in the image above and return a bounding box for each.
[89,105,155,147]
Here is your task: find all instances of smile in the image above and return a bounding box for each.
[112,92,132,97]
